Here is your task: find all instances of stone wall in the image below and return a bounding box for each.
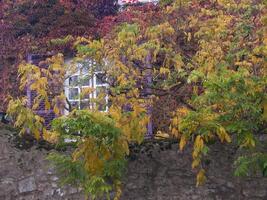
[0,126,267,200]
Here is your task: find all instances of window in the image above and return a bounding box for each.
[64,60,108,113]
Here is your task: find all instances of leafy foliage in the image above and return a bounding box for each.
[5,0,267,198]
[0,0,118,110]
[170,0,267,183]
[50,110,126,199]
[234,153,267,177]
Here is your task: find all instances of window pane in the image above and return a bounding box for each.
[98,104,107,112]
[70,101,79,109]
[69,76,79,86]
[80,75,90,86]
[96,73,105,85]
[80,61,91,74]
[80,101,90,110]
[69,88,79,100]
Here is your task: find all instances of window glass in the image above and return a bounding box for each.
[80,101,90,109]
[65,59,109,113]
[96,73,105,85]
[98,104,107,112]
[69,75,79,86]
[70,101,79,109]
[80,75,90,86]
[69,88,79,100]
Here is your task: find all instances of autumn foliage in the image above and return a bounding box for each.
[0,0,118,110]
[2,0,267,199]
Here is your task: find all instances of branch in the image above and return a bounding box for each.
[65,97,72,112]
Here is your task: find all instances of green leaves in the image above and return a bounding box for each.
[234,153,267,177]
[176,68,266,183]
[50,110,127,199]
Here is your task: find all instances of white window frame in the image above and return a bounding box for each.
[64,59,109,114]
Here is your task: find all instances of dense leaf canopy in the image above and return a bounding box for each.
[3,0,267,199]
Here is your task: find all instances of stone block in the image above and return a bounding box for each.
[18,177,37,193]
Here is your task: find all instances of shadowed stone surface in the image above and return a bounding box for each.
[0,126,266,200]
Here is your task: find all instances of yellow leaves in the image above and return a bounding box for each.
[53,106,60,116]
[80,87,94,99]
[45,99,51,110]
[72,135,120,176]
[192,135,205,172]
[32,128,41,141]
[73,144,87,163]
[235,61,252,68]
[109,101,148,144]
[74,37,91,47]
[7,98,45,141]
[43,129,59,144]
[192,158,200,169]
[173,54,184,71]
[50,35,74,46]
[47,54,64,72]
[171,127,179,137]
[132,103,146,118]
[18,63,42,91]
[172,117,179,126]
[117,74,127,84]
[217,0,237,8]
[194,135,204,149]
[121,139,129,155]
[109,106,122,122]
[177,107,189,117]
[240,134,256,148]
[73,139,101,174]
[114,180,122,200]
[179,135,187,151]
[145,22,175,44]
[184,32,192,42]
[159,67,171,75]
[196,169,206,186]
[216,127,231,143]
